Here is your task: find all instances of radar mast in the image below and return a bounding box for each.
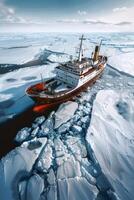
[78,34,86,62]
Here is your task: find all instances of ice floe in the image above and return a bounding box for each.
[87,90,134,200]
[55,101,78,129]
[109,52,134,76]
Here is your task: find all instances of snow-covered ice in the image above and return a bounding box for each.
[55,101,78,129]
[109,52,134,76]
[0,32,134,200]
[86,90,134,200]
[0,97,117,200]
[15,127,31,143]
[0,45,43,65]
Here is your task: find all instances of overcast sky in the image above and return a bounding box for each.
[0,0,134,32]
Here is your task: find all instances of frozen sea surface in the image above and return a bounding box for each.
[0,71,134,199]
[87,90,134,200]
[0,99,119,200]
[1,88,133,199]
[0,32,134,200]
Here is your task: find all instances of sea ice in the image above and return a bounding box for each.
[71,125,83,134]
[41,114,54,135]
[109,52,134,76]
[31,127,40,138]
[34,116,46,125]
[36,142,53,173]
[25,174,44,200]
[47,168,56,185]
[15,127,30,143]
[1,32,134,200]
[55,101,78,129]
[86,89,134,200]
[0,147,39,200]
[58,177,98,200]
[57,122,71,134]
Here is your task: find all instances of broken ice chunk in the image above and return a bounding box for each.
[73,114,81,123]
[76,120,83,127]
[58,177,98,200]
[55,101,78,129]
[41,115,54,135]
[36,143,53,173]
[15,127,30,143]
[54,138,66,151]
[82,106,91,116]
[47,168,56,185]
[31,127,39,138]
[81,166,96,185]
[86,102,91,109]
[57,122,71,134]
[78,105,84,111]
[34,116,46,125]
[32,123,39,129]
[71,125,83,134]
[81,116,90,124]
[0,147,39,200]
[26,174,44,200]
[54,138,69,166]
[57,156,81,179]
[66,136,87,159]
[76,110,84,117]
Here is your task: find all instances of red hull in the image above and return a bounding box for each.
[26,67,104,113]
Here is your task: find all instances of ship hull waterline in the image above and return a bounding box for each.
[26,68,105,113]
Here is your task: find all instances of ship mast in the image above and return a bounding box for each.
[78,34,86,62]
[99,39,103,53]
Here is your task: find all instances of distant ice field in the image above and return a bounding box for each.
[0,32,134,74]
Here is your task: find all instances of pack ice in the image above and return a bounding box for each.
[0,98,120,200]
[0,32,134,200]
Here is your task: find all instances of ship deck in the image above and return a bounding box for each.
[27,79,75,98]
[26,58,106,99]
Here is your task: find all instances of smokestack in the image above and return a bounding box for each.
[93,45,99,61]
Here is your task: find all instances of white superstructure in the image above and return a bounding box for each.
[56,58,92,85]
[55,34,107,89]
[26,34,107,106]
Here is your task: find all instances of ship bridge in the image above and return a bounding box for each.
[55,58,93,86]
